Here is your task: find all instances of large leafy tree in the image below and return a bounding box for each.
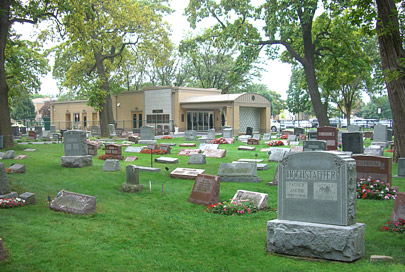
[345,0,405,161]
[186,0,330,126]
[358,95,392,119]
[244,83,286,116]
[0,0,57,149]
[54,0,171,137]
[286,67,312,120]
[10,96,36,121]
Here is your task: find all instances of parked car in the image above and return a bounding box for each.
[310,118,318,128]
[378,119,393,127]
[295,120,312,128]
[271,120,281,132]
[329,118,339,127]
[280,120,295,129]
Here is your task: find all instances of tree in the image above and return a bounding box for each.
[0,0,57,149]
[186,0,330,126]
[54,0,171,137]
[346,0,405,161]
[286,67,311,120]
[358,95,392,119]
[10,96,36,121]
[244,83,286,116]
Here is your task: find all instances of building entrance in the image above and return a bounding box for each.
[186,111,214,131]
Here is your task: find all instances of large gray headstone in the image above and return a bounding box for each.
[217,163,261,183]
[35,126,43,137]
[222,128,233,138]
[91,126,100,137]
[126,165,140,185]
[398,158,405,177]
[188,154,206,164]
[253,134,261,140]
[342,132,364,154]
[268,148,290,162]
[374,124,387,142]
[108,124,117,137]
[64,130,88,156]
[49,190,96,215]
[11,126,19,137]
[348,125,360,132]
[103,159,120,172]
[278,151,357,226]
[207,129,215,140]
[184,130,197,141]
[140,126,155,140]
[303,140,327,152]
[294,127,305,136]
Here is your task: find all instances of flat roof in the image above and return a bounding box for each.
[180,93,244,103]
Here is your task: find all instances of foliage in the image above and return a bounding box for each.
[160,136,173,139]
[358,95,392,119]
[204,199,258,215]
[38,100,51,118]
[10,96,36,121]
[280,134,288,139]
[286,67,311,116]
[0,198,26,209]
[357,177,397,200]
[98,154,124,160]
[244,84,285,116]
[267,140,285,147]
[140,149,167,155]
[381,218,405,233]
[209,138,230,144]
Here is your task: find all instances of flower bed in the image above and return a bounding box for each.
[357,177,397,200]
[98,154,124,160]
[140,149,167,155]
[0,198,26,209]
[209,138,229,144]
[161,136,173,139]
[267,140,284,147]
[381,219,405,233]
[204,200,258,215]
[280,134,288,139]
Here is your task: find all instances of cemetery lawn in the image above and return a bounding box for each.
[1,137,404,272]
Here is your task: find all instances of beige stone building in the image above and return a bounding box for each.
[50,87,271,135]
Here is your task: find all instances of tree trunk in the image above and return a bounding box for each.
[94,52,114,137]
[302,23,330,127]
[375,0,405,163]
[0,1,13,149]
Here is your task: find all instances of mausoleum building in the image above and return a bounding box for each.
[50,87,271,135]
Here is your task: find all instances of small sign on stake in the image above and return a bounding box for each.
[162,184,164,198]
[149,180,151,193]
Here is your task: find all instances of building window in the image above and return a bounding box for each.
[181,114,185,122]
[146,114,169,123]
[74,113,80,122]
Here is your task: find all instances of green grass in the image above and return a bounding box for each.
[1,137,404,272]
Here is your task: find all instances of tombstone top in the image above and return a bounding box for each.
[217,163,257,177]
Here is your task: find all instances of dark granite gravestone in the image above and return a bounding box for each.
[170,168,205,179]
[203,149,226,158]
[247,138,259,145]
[294,127,305,136]
[267,151,365,262]
[188,154,206,164]
[303,140,327,151]
[140,126,155,140]
[64,130,88,156]
[188,174,220,205]
[88,143,98,156]
[246,127,253,136]
[317,126,338,150]
[217,163,261,183]
[0,163,18,199]
[11,126,19,137]
[232,190,268,210]
[103,159,120,171]
[91,126,101,137]
[342,132,364,154]
[307,130,317,140]
[352,155,392,184]
[122,165,143,193]
[49,190,96,215]
[398,158,405,177]
[105,144,122,156]
[391,192,405,221]
[184,130,197,141]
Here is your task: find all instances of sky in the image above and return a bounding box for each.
[12,0,291,99]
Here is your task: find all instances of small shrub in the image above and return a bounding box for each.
[357,177,397,200]
[0,198,26,209]
[205,199,258,215]
[280,134,288,139]
[98,154,124,160]
[381,219,405,233]
[267,140,284,147]
[161,136,172,139]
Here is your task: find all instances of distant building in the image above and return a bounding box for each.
[32,97,53,121]
[50,86,271,135]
